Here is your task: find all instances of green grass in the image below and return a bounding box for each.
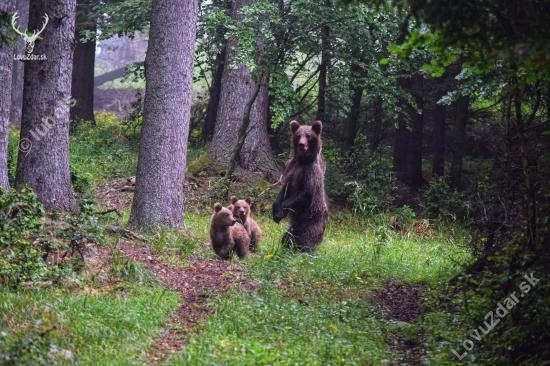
[0,284,179,365]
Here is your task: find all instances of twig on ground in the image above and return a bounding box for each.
[106,225,147,242]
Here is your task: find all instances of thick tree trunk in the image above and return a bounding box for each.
[9,0,28,126]
[450,95,469,190]
[202,46,225,140]
[70,0,96,126]
[15,0,78,212]
[316,12,330,122]
[128,0,198,230]
[405,73,425,187]
[342,64,363,153]
[208,0,280,182]
[432,74,447,176]
[392,76,411,173]
[1,0,15,191]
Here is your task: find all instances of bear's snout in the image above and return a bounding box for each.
[239,209,246,216]
[229,219,237,226]
[298,142,306,151]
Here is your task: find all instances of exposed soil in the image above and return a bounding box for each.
[95,242,256,364]
[371,281,426,366]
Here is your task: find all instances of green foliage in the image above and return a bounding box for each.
[424,176,472,221]
[0,186,47,286]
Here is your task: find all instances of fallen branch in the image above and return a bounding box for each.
[90,207,122,217]
[259,175,283,197]
[118,186,135,192]
[99,188,115,199]
[106,225,147,242]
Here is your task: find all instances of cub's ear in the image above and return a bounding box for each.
[227,204,234,211]
[230,195,238,204]
[245,197,253,205]
[290,120,300,134]
[214,203,222,212]
[312,120,322,135]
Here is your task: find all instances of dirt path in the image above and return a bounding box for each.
[98,243,255,363]
[372,281,425,365]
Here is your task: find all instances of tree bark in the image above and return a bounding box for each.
[70,0,96,126]
[208,0,280,182]
[202,46,225,140]
[432,74,447,176]
[392,76,411,173]
[316,4,330,123]
[342,63,363,153]
[9,0,28,126]
[15,0,78,212]
[1,0,15,191]
[128,0,198,230]
[450,95,469,190]
[405,73,425,187]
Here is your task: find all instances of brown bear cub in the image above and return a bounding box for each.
[273,120,328,252]
[210,203,249,260]
[229,196,262,251]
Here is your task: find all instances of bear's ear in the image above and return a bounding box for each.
[214,203,222,212]
[312,120,322,135]
[290,120,300,134]
[227,204,234,211]
[245,197,252,205]
[230,196,238,204]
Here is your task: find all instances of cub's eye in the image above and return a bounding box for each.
[306,134,311,139]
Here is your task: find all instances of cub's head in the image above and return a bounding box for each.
[212,202,237,228]
[290,120,322,162]
[230,196,252,222]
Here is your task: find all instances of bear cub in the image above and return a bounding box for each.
[229,196,262,251]
[210,203,249,260]
[273,120,328,251]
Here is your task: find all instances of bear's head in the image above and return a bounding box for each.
[212,202,237,228]
[290,120,322,163]
[230,196,252,223]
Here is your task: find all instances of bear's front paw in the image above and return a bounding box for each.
[273,210,284,223]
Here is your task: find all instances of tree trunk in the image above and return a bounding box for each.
[208,0,280,182]
[342,63,363,153]
[94,66,126,87]
[405,73,425,187]
[316,6,330,123]
[512,76,537,248]
[9,0,28,126]
[432,74,447,176]
[450,95,469,190]
[392,76,411,173]
[1,0,15,191]
[70,0,96,127]
[128,0,198,230]
[15,0,78,212]
[202,46,225,141]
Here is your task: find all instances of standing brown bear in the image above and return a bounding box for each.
[210,203,249,259]
[229,196,262,251]
[273,120,328,251]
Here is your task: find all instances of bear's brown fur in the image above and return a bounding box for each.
[210,203,249,259]
[230,196,262,251]
[272,120,328,251]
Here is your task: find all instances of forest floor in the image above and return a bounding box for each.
[1,124,474,365]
